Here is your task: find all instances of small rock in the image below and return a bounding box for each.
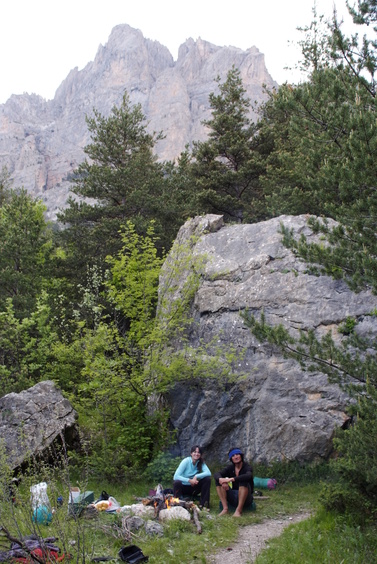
[123,516,144,532]
[130,503,155,517]
[145,520,164,537]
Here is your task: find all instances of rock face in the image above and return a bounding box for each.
[0,380,78,470]
[161,215,377,464]
[0,25,276,220]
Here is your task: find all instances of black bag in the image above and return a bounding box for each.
[118,545,149,563]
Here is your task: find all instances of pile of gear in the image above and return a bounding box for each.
[0,532,68,563]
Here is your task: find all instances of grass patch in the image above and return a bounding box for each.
[1,461,377,562]
[75,479,319,562]
[254,509,377,563]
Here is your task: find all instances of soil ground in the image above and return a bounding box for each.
[206,512,311,563]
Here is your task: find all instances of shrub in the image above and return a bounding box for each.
[253,459,334,485]
[142,451,182,486]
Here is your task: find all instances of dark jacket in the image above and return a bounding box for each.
[214,461,254,492]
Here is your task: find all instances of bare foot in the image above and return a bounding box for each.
[233,510,242,517]
[218,509,228,516]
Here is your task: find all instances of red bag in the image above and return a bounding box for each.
[13,547,68,563]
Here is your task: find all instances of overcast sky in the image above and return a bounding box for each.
[0,0,359,105]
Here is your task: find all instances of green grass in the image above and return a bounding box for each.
[254,509,377,564]
[2,466,377,563]
[59,479,317,562]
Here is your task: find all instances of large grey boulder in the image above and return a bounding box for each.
[0,380,78,470]
[161,215,377,464]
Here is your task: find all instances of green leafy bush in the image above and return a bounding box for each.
[142,451,182,486]
[319,481,365,515]
[338,316,357,335]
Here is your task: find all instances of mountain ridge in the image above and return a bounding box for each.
[0,24,277,219]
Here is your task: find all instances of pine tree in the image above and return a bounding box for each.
[57,93,172,283]
[0,189,52,318]
[0,167,12,207]
[189,66,267,223]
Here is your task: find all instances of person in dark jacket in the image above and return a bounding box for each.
[213,447,253,517]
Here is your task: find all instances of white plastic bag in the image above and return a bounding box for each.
[30,482,51,510]
[106,496,120,511]
[30,482,52,524]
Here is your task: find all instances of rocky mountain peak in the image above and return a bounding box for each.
[0,24,277,220]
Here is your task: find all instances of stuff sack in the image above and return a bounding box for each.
[253,477,277,490]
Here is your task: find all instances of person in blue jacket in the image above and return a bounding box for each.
[173,445,212,509]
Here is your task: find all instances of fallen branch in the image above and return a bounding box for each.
[192,506,202,534]
[98,518,141,543]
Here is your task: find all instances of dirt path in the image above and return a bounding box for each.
[206,512,311,564]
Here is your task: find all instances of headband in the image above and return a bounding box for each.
[229,448,243,460]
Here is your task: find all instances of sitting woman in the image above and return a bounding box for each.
[214,447,254,517]
[173,445,212,509]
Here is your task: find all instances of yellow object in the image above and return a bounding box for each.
[94,500,110,511]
